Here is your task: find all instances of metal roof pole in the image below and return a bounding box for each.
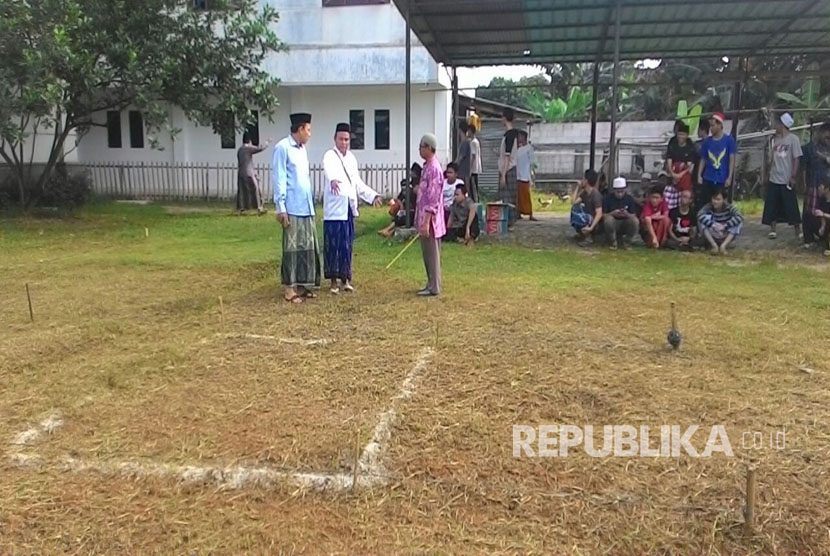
[728,56,748,203]
[405,0,412,228]
[589,62,600,172]
[608,0,622,180]
[452,67,459,161]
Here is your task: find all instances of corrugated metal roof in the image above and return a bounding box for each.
[393,0,830,66]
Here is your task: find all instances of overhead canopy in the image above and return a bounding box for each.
[393,0,830,66]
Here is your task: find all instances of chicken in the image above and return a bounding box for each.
[538,197,554,208]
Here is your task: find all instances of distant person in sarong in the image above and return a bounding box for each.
[273,112,320,304]
[236,133,271,214]
[516,130,536,220]
[322,122,382,295]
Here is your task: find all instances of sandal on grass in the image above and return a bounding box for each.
[284,294,304,304]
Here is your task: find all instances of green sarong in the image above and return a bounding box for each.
[281,215,321,288]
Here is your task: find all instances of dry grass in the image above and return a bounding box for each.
[1,203,829,554]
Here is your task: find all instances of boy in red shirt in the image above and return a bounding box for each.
[640,185,671,248]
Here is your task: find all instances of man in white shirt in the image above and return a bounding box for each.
[322,122,382,294]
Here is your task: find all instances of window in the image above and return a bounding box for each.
[128,111,144,149]
[349,110,364,150]
[374,109,390,150]
[244,110,260,145]
[322,0,389,6]
[107,111,122,149]
[219,111,235,149]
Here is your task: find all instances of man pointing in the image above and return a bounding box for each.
[322,122,382,294]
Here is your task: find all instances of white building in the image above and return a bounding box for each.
[73,0,452,168]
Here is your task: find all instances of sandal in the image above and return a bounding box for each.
[284,294,304,304]
[343,284,355,293]
[330,287,340,295]
[299,288,317,299]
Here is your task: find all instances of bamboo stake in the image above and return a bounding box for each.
[219,296,225,323]
[670,301,677,330]
[351,427,360,493]
[743,462,757,536]
[25,283,34,322]
[385,234,419,270]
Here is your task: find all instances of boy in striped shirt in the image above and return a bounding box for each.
[698,190,744,255]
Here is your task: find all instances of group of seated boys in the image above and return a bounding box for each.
[379,161,480,245]
[570,169,745,254]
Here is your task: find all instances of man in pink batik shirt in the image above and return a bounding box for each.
[416,133,446,297]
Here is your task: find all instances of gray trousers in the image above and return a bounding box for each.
[420,236,442,294]
[603,214,639,243]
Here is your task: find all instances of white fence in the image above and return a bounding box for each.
[81,162,408,202]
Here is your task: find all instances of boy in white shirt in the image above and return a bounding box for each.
[442,162,464,223]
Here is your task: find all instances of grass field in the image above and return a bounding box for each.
[2,202,830,554]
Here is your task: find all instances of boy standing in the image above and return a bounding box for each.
[469,123,482,202]
[666,122,696,209]
[697,112,738,201]
[516,130,536,221]
[762,112,802,240]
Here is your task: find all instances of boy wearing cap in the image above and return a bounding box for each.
[762,112,802,240]
[697,112,738,201]
[602,177,639,250]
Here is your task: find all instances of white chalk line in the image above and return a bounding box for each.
[7,413,63,467]
[7,348,434,492]
[215,333,330,346]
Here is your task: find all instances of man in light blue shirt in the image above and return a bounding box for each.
[272,112,320,303]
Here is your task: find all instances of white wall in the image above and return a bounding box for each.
[264,0,439,85]
[14,122,78,165]
[75,84,452,167]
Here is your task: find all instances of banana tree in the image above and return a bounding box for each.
[776,68,830,139]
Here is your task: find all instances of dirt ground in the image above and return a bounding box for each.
[2,206,830,554]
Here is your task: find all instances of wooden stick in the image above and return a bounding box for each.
[385,234,419,270]
[25,283,34,322]
[219,296,225,323]
[743,463,757,536]
[351,427,360,493]
[144,227,149,238]
[670,301,677,330]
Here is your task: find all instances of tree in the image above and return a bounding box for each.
[0,0,286,208]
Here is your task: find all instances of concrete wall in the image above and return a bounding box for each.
[75,85,451,167]
[531,120,747,178]
[264,0,439,85]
